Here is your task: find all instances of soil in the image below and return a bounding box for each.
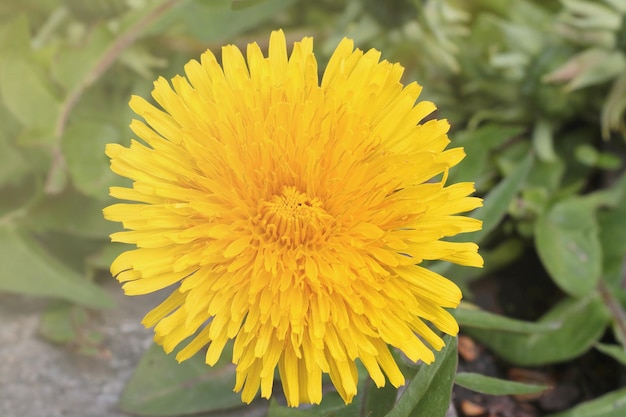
[452,249,626,417]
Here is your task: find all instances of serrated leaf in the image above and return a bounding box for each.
[546,386,626,417]
[535,196,602,297]
[384,336,457,417]
[467,294,610,366]
[453,305,561,333]
[455,372,549,396]
[0,225,113,308]
[61,121,122,199]
[119,341,245,416]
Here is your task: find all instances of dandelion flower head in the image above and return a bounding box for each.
[104,30,483,407]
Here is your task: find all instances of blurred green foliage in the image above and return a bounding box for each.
[1,0,625,416]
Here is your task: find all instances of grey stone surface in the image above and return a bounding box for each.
[0,279,165,417]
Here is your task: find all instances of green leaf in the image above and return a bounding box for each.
[453,305,561,333]
[35,231,104,273]
[26,191,118,239]
[86,242,126,271]
[268,393,360,417]
[182,0,299,42]
[595,343,626,366]
[267,360,375,417]
[267,362,372,417]
[525,158,565,197]
[566,50,626,91]
[362,377,398,417]
[64,0,128,23]
[455,372,549,396]
[120,341,245,416]
[532,119,556,162]
[51,24,114,92]
[467,294,610,366]
[535,196,602,297]
[61,121,122,199]
[0,176,42,224]
[468,153,533,243]
[384,335,458,417]
[0,18,60,131]
[39,301,83,344]
[231,0,268,10]
[38,300,104,356]
[577,183,625,210]
[438,147,532,280]
[0,109,29,185]
[267,401,298,417]
[0,15,30,55]
[546,386,626,417]
[598,176,626,286]
[0,225,113,308]
[0,59,60,133]
[450,124,524,189]
[430,238,525,293]
[575,144,601,167]
[0,141,27,185]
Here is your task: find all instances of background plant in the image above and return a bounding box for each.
[1,0,625,416]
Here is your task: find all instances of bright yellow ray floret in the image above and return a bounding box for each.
[104,29,483,407]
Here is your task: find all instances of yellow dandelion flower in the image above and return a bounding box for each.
[104,30,483,407]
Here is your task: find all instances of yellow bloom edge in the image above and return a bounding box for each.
[104,30,483,407]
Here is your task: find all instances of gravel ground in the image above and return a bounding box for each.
[0,279,165,417]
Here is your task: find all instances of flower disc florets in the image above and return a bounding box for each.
[104,30,483,407]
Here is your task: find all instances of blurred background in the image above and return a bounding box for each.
[1,0,626,416]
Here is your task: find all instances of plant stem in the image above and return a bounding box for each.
[598,279,626,351]
[45,0,182,193]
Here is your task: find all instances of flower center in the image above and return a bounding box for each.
[260,186,333,247]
